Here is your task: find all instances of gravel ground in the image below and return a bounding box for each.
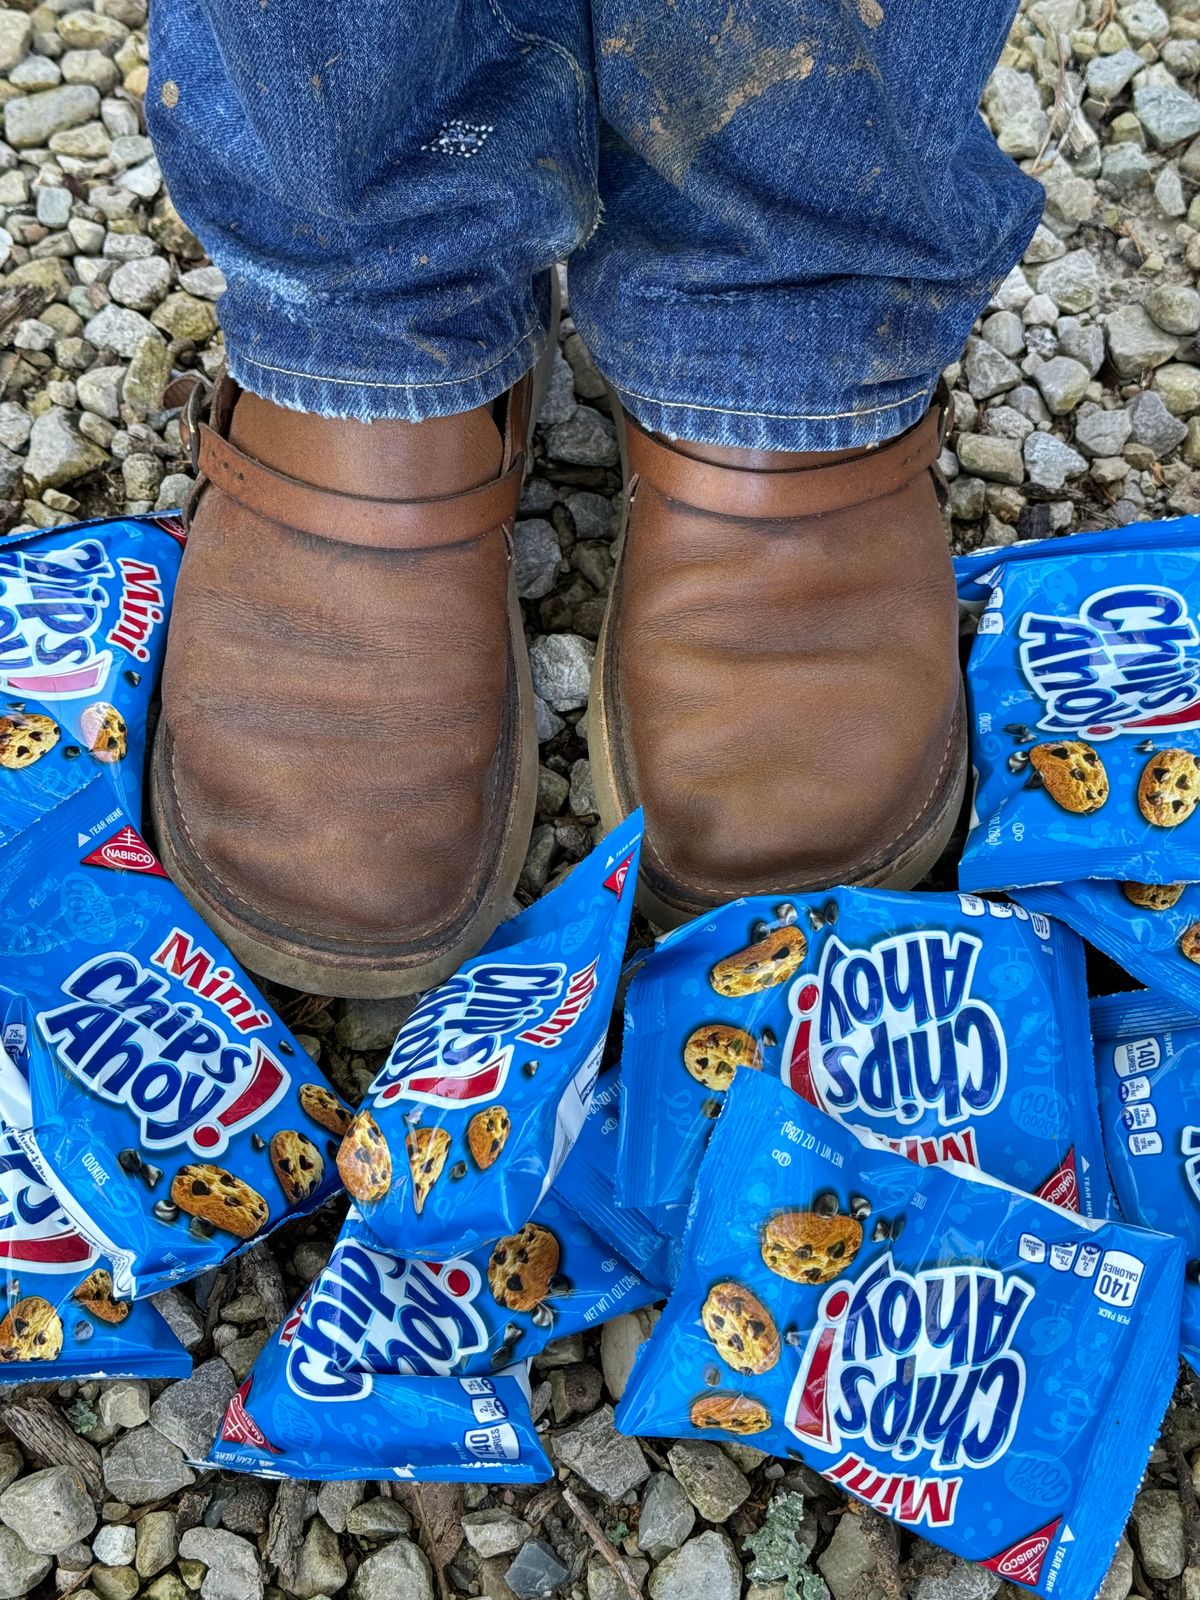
[1,0,1200,1598]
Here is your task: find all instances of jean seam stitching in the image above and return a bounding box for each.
[482,0,599,230]
[235,330,539,391]
[612,383,932,423]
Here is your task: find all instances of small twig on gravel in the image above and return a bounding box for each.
[57,1564,97,1597]
[1030,30,1068,175]
[0,1398,103,1497]
[561,1485,646,1600]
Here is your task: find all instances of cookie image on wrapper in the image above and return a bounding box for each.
[171,1164,270,1239]
[0,712,59,770]
[683,1024,763,1091]
[487,1222,561,1312]
[689,1391,771,1435]
[407,1126,451,1215]
[270,1130,324,1203]
[79,701,127,763]
[1138,749,1200,827]
[73,1267,130,1325]
[760,1209,862,1285]
[1028,741,1108,814]
[467,1106,510,1170]
[337,1111,392,1203]
[709,925,807,998]
[1180,922,1200,965]
[701,1280,780,1375]
[299,1082,354,1137]
[1122,882,1185,910]
[0,1295,63,1362]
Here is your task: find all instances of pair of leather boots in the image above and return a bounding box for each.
[151,340,965,998]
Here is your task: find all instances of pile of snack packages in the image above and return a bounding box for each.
[4,513,1200,1600]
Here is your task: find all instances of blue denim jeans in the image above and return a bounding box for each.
[147,0,1040,450]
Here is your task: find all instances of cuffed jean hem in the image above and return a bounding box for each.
[223,326,547,423]
[604,376,941,453]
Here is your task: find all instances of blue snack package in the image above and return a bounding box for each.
[0,784,349,1297]
[1090,988,1200,1373]
[340,812,643,1260]
[555,1065,676,1294]
[619,888,1105,1219]
[0,1048,189,1379]
[618,1067,1184,1600]
[0,515,183,845]
[1019,880,1200,1018]
[957,522,1200,889]
[208,1362,550,1482]
[261,1171,657,1387]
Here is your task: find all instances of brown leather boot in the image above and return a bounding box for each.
[150,373,539,997]
[589,395,965,926]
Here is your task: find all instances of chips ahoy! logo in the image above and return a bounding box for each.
[0,1132,96,1271]
[283,1236,490,1401]
[789,1254,1032,1528]
[783,932,1007,1133]
[0,538,116,702]
[1019,585,1200,739]
[35,948,289,1154]
[370,957,599,1110]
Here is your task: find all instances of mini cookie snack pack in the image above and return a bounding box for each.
[619,1067,1184,1600]
[340,811,642,1260]
[208,1060,664,1482]
[0,783,348,1296]
[0,1051,189,1379]
[619,887,1104,1219]
[1090,989,1200,1372]
[1019,878,1200,1018]
[0,516,183,847]
[957,521,1200,889]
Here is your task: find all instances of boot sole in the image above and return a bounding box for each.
[151,577,538,998]
[587,388,969,931]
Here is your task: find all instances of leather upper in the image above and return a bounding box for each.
[601,396,963,907]
[158,373,530,961]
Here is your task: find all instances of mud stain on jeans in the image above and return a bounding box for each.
[600,11,816,186]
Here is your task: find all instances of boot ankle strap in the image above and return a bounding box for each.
[626,389,947,521]
[195,423,524,550]
[180,369,525,550]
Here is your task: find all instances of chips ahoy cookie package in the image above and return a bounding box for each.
[618,888,1105,1221]
[0,1050,189,1379]
[208,1062,666,1482]
[1091,988,1200,1374]
[957,519,1200,890]
[209,1359,550,1482]
[0,782,348,1297]
[619,1067,1184,1600]
[1019,878,1200,1019]
[0,515,183,846]
[340,811,642,1261]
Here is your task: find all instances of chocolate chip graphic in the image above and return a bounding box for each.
[118,1148,142,1174]
[813,1190,838,1217]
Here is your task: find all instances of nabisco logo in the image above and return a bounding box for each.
[81,824,166,878]
[0,1129,96,1272]
[36,948,289,1153]
[284,1236,489,1401]
[370,957,598,1110]
[0,538,114,701]
[1019,585,1200,738]
[783,932,1007,1130]
[789,1253,1031,1518]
